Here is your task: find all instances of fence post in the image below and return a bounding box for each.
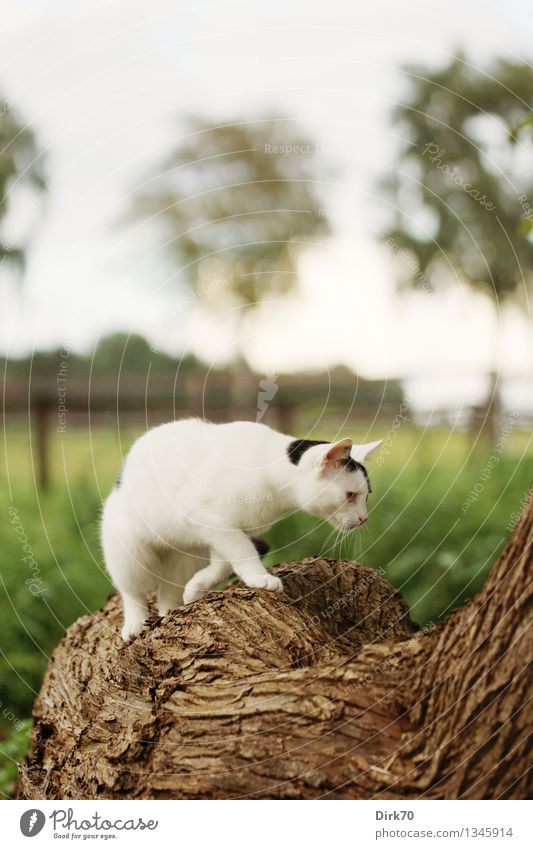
[34,397,50,492]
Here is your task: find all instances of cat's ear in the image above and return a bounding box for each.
[351,439,383,463]
[320,438,353,471]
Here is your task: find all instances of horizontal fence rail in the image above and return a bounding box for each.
[3,377,527,491]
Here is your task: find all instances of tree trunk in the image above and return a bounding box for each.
[19,486,532,800]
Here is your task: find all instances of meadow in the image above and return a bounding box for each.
[0,421,531,794]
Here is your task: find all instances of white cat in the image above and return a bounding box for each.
[101,418,382,641]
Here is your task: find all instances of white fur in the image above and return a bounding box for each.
[100,419,381,640]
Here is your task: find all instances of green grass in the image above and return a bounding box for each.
[0,720,32,798]
[0,422,531,795]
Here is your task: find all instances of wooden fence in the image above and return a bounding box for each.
[4,374,404,490]
[5,374,521,491]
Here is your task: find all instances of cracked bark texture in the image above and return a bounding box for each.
[19,486,532,799]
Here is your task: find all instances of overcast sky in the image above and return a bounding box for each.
[1,0,532,403]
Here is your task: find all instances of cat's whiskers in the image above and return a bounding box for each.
[353,524,369,562]
[343,528,355,561]
[336,527,346,560]
[335,526,345,559]
[319,519,372,564]
[343,525,358,560]
[339,526,357,563]
[329,526,343,558]
[319,523,338,558]
[328,525,344,559]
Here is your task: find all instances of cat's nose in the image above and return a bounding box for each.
[359,515,368,525]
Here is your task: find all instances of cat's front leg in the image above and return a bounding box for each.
[201,528,283,594]
[183,554,233,604]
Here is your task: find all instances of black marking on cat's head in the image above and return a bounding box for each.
[342,457,372,492]
[287,438,372,492]
[287,438,328,465]
[115,467,123,489]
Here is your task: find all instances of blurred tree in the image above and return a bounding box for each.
[5,334,204,397]
[379,56,533,436]
[0,92,46,269]
[512,110,533,236]
[127,116,331,357]
[90,332,195,379]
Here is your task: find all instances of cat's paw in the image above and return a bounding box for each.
[245,573,284,593]
[121,619,148,642]
[183,583,208,605]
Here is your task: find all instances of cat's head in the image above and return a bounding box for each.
[288,437,382,531]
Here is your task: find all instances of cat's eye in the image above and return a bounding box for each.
[346,492,358,502]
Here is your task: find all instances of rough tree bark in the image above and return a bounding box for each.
[19,486,532,800]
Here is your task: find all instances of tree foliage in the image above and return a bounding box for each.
[128,116,331,310]
[0,94,45,268]
[380,56,533,304]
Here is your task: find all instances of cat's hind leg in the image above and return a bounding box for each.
[121,587,150,643]
[155,547,181,617]
[102,532,155,641]
[183,552,232,605]
[157,576,180,618]
[156,550,199,616]
[101,491,162,641]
